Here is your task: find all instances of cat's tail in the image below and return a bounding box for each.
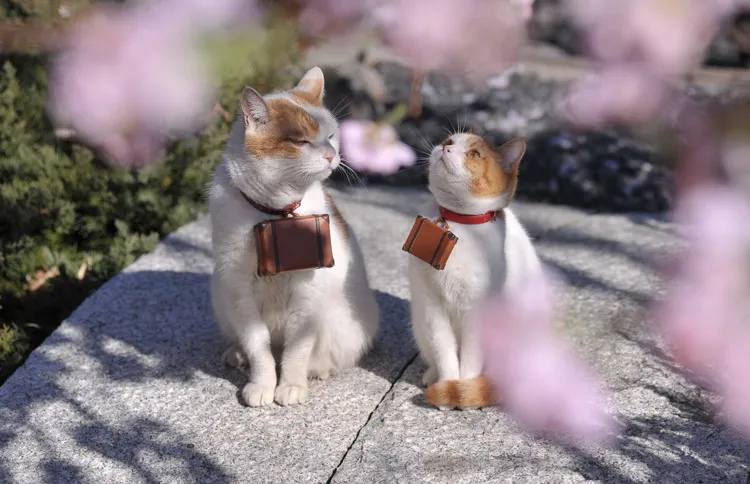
[424,376,498,409]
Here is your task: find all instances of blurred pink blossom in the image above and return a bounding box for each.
[513,0,535,21]
[372,0,527,76]
[570,0,724,74]
[297,0,377,37]
[559,66,670,129]
[298,0,533,76]
[339,120,416,174]
[561,0,729,128]
[653,185,750,436]
[672,106,723,196]
[47,0,253,168]
[479,269,616,444]
[721,335,750,436]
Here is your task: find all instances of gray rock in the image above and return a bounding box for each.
[2,186,748,484]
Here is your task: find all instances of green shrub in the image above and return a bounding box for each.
[0,17,303,384]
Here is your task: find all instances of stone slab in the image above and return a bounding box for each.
[2,186,748,484]
[330,195,750,484]
[0,186,421,484]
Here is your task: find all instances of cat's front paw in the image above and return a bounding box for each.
[274,383,308,406]
[422,366,438,387]
[242,383,275,407]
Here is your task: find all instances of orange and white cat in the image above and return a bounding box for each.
[209,67,379,407]
[408,132,542,409]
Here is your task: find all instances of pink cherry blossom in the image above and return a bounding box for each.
[653,185,750,436]
[512,0,535,21]
[296,0,378,37]
[339,120,416,175]
[720,335,750,436]
[653,187,750,375]
[479,269,616,444]
[372,0,527,77]
[559,65,671,129]
[47,0,253,168]
[570,0,724,75]
[561,0,729,128]
[298,0,530,77]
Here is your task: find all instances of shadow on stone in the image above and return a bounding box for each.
[564,414,750,483]
[0,269,419,482]
[359,290,417,383]
[0,271,233,483]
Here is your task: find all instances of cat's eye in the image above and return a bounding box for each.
[468,150,480,159]
[288,139,310,146]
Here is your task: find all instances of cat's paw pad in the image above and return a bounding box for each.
[422,367,438,387]
[242,383,275,407]
[222,346,247,369]
[274,383,308,406]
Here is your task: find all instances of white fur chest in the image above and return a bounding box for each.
[408,206,508,312]
[210,165,349,330]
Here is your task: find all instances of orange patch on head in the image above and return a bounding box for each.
[245,98,321,159]
[463,135,511,198]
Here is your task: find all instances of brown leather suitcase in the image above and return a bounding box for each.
[402,216,458,270]
[254,214,335,277]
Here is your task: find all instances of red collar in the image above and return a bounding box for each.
[439,206,503,225]
[241,191,301,217]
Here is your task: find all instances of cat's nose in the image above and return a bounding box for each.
[322,142,336,163]
[444,145,452,154]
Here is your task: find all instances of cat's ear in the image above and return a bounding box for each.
[292,66,325,104]
[241,86,268,128]
[496,137,527,174]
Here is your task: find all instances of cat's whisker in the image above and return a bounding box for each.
[330,97,347,114]
[396,155,432,174]
[337,158,366,188]
[413,130,435,155]
[331,99,352,120]
[461,109,471,134]
[413,145,433,157]
[407,126,433,155]
[397,163,429,174]
[338,163,358,187]
[444,113,457,136]
[336,162,354,185]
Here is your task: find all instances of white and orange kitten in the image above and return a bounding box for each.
[408,132,543,409]
[209,67,379,407]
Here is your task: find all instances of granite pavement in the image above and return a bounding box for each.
[1,186,748,484]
